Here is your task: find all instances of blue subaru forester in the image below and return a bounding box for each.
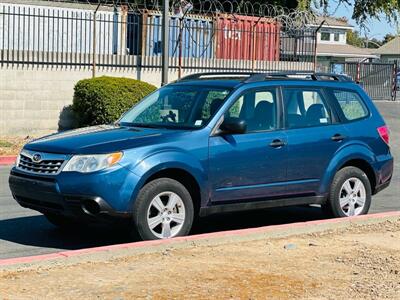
[9,72,393,240]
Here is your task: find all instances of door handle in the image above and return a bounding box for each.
[331,134,346,142]
[269,139,286,148]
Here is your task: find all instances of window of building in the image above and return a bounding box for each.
[334,32,340,42]
[321,32,331,41]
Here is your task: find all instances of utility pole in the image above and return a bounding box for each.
[161,0,169,85]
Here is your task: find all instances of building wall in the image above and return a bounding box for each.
[0,67,167,136]
[317,28,347,45]
[316,56,346,72]
[380,55,400,65]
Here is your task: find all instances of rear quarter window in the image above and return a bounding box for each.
[332,89,369,121]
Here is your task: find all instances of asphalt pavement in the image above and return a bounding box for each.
[0,101,399,260]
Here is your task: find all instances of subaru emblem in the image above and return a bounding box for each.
[32,153,42,162]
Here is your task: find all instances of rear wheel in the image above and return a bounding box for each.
[323,166,372,218]
[132,178,194,240]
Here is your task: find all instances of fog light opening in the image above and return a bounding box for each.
[82,200,101,215]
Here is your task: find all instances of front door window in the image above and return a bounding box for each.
[226,89,277,132]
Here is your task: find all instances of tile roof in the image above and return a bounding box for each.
[314,16,352,27]
[374,36,400,55]
[317,43,377,58]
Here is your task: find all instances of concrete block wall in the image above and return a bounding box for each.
[0,67,182,136]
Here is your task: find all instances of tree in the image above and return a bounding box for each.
[382,34,396,45]
[347,30,364,47]
[296,0,399,25]
[367,38,381,48]
[347,30,385,48]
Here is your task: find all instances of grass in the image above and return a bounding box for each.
[0,141,12,148]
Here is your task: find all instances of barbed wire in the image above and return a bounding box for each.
[44,0,317,29]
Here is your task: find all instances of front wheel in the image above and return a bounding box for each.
[323,166,372,218]
[132,178,194,240]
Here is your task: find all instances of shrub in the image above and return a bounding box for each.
[73,76,157,127]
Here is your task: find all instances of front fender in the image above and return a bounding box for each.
[125,149,208,209]
[320,142,376,195]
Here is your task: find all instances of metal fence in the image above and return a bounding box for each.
[342,62,397,101]
[0,2,317,74]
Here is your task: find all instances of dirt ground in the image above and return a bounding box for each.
[0,220,399,300]
[0,136,33,156]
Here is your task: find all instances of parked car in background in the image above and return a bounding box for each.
[9,72,393,240]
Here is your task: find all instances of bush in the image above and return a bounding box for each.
[73,76,157,127]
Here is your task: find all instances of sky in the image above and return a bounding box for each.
[325,2,398,40]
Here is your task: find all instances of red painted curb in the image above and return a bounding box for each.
[1,210,399,267]
[0,156,16,166]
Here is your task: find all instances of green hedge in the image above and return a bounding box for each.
[72,76,157,127]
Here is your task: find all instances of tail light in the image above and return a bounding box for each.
[377,125,390,145]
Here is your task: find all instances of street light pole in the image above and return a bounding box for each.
[161,0,169,86]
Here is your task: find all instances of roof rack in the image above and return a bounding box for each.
[180,72,258,81]
[244,72,353,83]
[178,71,354,83]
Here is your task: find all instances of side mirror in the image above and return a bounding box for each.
[219,118,247,135]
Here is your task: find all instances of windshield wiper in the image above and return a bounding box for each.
[121,123,160,129]
[121,122,197,130]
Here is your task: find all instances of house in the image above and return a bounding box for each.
[311,16,377,72]
[374,36,400,65]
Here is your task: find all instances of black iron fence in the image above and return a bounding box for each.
[342,62,397,101]
[0,3,317,74]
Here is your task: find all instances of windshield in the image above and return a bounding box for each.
[119,85,231,129]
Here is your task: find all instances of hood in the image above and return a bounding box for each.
[24,125,185,154]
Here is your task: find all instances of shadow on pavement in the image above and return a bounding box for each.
[0,215,132,251]
[0,206,326,252]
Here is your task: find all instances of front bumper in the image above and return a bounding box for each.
[9,166,139,221]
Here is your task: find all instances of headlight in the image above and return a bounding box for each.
[62,152,123,173]
[15,151,22,166]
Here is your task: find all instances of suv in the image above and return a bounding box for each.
[9,72,393,240]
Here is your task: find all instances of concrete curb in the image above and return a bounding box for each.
[1,210,399,268]
[0,156,16,166]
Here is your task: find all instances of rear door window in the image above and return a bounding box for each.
[331,89,369,121]
[283,88,333,129]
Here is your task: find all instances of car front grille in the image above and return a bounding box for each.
[17,153,65,175]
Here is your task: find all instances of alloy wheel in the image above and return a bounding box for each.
[339,177,366,216]
[146,191,186,239]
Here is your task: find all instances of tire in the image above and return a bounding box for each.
[132,178,194,240]
[323,166,372,218]
[44,213,83,230]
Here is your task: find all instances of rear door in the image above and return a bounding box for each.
[283,86,346,196]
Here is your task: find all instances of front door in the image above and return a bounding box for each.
[209,87,288,203]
